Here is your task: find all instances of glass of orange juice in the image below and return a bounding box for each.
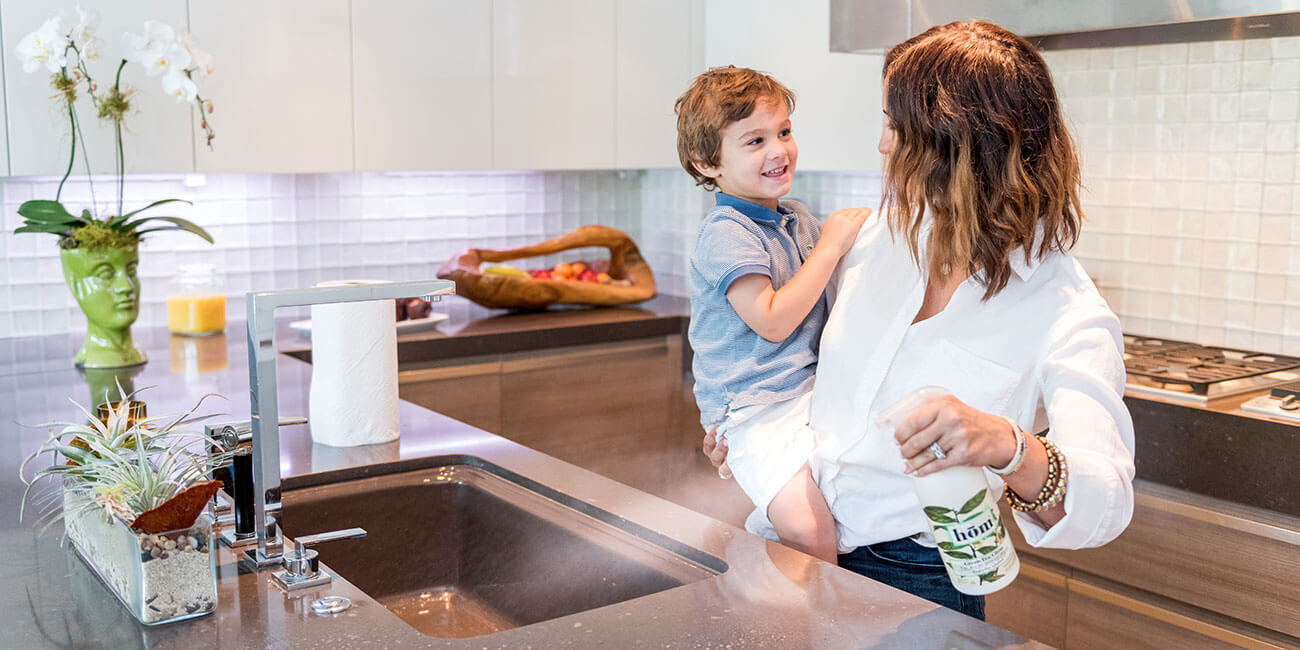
[167,264,226,336]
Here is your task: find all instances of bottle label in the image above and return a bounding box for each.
[923,488,1014,587]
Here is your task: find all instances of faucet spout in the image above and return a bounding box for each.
[244,279,455,566]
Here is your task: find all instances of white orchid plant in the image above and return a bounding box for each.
[12,7,214,250]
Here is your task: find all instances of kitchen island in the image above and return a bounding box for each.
[0,299,1038,649]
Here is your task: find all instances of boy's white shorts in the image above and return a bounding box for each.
[716,390,816,521]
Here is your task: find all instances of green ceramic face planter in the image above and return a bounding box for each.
[61,246,147,368]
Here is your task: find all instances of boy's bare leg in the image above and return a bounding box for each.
[766,463,838,563]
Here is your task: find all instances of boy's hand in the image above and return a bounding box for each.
[818,208,872,257]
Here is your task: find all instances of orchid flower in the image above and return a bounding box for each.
[122,20,191,78]
[161,70,198,103]
[178,31,215,77]
[71,6,102,61]
[15,15,69,74]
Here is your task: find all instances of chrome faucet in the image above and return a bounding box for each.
[244,279,455,567]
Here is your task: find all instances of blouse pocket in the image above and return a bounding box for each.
[913,338,1022,417]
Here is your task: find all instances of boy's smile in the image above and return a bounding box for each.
[694,98,797,210]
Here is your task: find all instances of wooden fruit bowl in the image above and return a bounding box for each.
[437,225,656,310]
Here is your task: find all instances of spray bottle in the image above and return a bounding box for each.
[876,386,1020,595]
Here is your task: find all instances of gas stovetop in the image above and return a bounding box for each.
[1123,335,1300,404]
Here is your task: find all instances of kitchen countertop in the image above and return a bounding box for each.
[0,299,1038,649]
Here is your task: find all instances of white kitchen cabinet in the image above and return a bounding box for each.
[615,0,704,169]
[188,0,353,173]
[0,31,8,176]
[704,0,883,172]
[2,0,193,176]
[352,1,492,171]
[492,0,616,170]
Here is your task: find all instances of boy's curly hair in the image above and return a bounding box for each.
[674,66,796,191]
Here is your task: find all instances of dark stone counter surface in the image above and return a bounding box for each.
[0,297,1037,649]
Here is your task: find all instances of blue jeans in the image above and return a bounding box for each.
[838,537,986,620]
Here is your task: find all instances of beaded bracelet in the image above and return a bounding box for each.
[1004,437,1069,512]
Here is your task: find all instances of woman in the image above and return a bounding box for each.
[703,21,1136,619]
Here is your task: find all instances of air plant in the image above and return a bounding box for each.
[19,389,235,536]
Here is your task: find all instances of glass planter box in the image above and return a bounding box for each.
[62,479,217,625]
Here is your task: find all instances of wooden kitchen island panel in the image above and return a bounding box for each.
[1010,483,1300,639]
[987,481,1300,647]
[499,337,682,493]
[984,556,1070,649]
[397,334,710,508]
[398,355,503,433]
[1063,574,1299,650]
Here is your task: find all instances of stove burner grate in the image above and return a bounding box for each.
[1123,335,1300,396]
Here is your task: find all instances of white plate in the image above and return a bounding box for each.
[289,312,449,337]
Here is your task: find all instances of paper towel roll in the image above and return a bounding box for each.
[308,280,400,447]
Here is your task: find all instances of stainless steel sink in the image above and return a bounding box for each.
[280,455,725,639]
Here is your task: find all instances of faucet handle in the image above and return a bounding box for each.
[208,416,309,451]
[290,527,367,558]
[273,527,367,592]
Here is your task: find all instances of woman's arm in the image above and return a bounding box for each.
[893,313,1135,548]
[1019,314,1136,548]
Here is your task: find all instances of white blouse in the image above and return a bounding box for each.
[809,216,1136,551]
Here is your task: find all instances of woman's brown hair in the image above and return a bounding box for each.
[882,21,1082,299]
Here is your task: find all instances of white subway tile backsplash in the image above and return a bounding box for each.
[1240,91,1271,120]
[1272,59,1300,90]
[1263,184,1294,213]
[1257,272,1288,303]
[1265,153,1296,182]
[1265,122,1297,152]
[1202,240,1229,270]
[1268,91,1300,122]
[1189,42,1216,63]
[1243,39,1273,61]
[1112,68,1137,94]
[1210,124,1237,151]
[1098,28,1300,342]
[1233,182,1263,211]
[1187,64,1213,92]
[1236,122,1267,150]
[1211,62,1242,92]
[1241,60,1271,91]
[1273,36,1300,59]
[1213,41,1244,62]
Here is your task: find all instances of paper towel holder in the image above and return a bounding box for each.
[242,279,456,568]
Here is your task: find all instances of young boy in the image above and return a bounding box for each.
[675,66,869,562]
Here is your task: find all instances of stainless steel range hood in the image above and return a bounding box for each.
[831,0,1300,52]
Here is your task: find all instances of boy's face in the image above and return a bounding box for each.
[694,98,797,210]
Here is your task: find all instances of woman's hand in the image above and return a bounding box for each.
[895,393,1065,527]
[893,393,1018,476]
[701,427,732,479]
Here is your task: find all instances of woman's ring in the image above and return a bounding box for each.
[929,442,947,460]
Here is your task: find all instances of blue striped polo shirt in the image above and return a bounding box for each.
[688,192,827,427]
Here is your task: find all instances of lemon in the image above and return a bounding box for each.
[483,265,526,277]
